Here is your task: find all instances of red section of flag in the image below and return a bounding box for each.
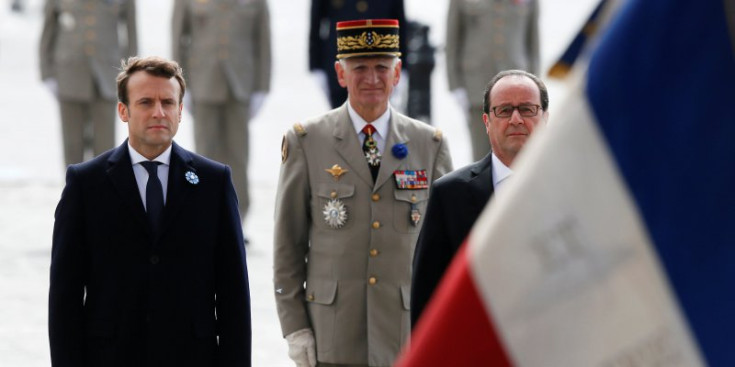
[396,242,513,367]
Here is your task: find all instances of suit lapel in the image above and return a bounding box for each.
[106,141,150,233]
[160,142,195,237]
[333,106,375,186]
[468,153,495,213]
[374,109,410,191]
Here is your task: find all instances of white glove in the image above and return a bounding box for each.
[249,91,267,118]
[311,70,329,98]
[43,78,59,98]
[451,88,469,112]
[285,328,317,367]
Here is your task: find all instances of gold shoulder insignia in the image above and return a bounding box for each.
[433,128,443,141]
[281,134,288,163]
[293,123,307,136]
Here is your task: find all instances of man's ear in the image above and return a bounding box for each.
[335,60,347,87]
[118,102,129,122]
[393,59,402,86]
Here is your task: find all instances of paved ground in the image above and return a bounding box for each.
[0,0,595,365]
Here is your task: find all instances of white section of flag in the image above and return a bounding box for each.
[466,71,704,366]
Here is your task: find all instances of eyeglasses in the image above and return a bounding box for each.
[490,104,542,118]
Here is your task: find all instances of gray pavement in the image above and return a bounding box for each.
[0,0,595,365]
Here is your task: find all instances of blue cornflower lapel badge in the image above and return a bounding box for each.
[185,171,199,185]
[392,143,408,159]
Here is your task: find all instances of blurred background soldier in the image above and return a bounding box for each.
[39,0,138,167]
[172,0,272,234]
[309,0,407,109]
[446,0,539,161]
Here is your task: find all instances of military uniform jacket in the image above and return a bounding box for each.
[446,0,539,106]
[172,0,271,103]
[39,0,137,101]
[274,105,453,366]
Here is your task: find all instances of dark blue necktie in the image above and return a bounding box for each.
[141,161,163,235]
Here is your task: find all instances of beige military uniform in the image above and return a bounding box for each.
[446,0,539,160]
[274,105,453,366]
[172,0,271,220]
[39,0,137,166]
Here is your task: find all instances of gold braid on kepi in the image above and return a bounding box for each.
[336,19,401,59]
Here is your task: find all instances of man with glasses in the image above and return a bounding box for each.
[411,69,548,327]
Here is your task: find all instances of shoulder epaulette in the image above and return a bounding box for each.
[293,123,307,136]
[433,128,443,141]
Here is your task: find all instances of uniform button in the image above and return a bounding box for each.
[369,249,379,257]
[149,255,160,265]
[85,30,96,41]
[411,195,417,203]
[368,276,377,285]
[371,193,380,201]
[85,16,96,26]
[330,191,338,199]
[84,45,95,56]
[494,34,506,45]
[219,49,228,59]
[372,221,380,229]
[307,294,315,301]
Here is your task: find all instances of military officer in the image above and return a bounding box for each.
[172,0,271,227]
[309,0,407,108]
[39,0,137,167]
[274,19,453,367]
[446,0,540,161]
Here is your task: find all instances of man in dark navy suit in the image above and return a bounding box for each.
[49,56,251,366]
[411,70,549,328]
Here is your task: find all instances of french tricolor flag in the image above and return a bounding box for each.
[397,0,735,365]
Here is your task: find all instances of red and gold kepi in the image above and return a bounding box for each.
[336,19,401,59]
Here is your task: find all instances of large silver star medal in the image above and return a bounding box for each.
[323,199,348,228]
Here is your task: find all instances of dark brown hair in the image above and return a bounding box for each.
[116,56,186,105]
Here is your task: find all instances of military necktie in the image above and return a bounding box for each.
[141,161,164,235]
[362,124,380,182]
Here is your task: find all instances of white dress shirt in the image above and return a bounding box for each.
[491,152,513,189]
[128,143,172,209]
[347,101,391,153]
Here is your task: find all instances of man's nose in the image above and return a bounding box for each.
[152,102,166,118]
[365,68,379,83]
[509,109,525,125]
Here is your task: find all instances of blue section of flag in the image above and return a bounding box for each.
[587,0,735,365]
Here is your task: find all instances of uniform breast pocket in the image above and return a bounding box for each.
[393,190,429,233]
[315,183,355,230]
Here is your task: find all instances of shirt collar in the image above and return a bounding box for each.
[347,101,391,139]
[491,152,513,188]
[128,142,172,166]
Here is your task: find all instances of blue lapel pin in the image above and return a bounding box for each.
[185,171,199,185]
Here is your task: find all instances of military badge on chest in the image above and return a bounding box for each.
[323,164,349,229]
[394,169,428,227]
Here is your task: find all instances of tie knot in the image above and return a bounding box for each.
[141,161,161,176]
[362,124,376,136]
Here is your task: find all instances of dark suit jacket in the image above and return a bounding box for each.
[49,141,251,367]
[411,153,494,327]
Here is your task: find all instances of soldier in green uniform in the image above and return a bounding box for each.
[172,0,271,230]
[274,19,453,367]
[40,0,137,166]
